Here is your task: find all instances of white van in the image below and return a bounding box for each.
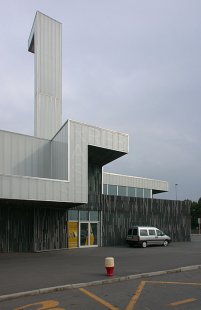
[126,226,171,248]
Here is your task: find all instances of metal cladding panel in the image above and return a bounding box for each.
[84,122,128,153]
[35,95,62,140]
[0,120,128,203]
[51,122,68,180]
[74,123,82,202]
[0,131,50,178]
[69,121,88,203]
[67,120,129,204]
[0,174,71,202]
[29,12,62,139]
[103,172,169,192]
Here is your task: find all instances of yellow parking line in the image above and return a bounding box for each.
[79,280,201,310]
[79,287,119,310]
[15,300,65,309]
[169,298,197,306]
[125,281,146,310]
[148,280,201,286]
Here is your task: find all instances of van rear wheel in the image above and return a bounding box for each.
[142,241,147,248]
[163,240,169,247]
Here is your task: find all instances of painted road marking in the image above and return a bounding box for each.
[15,300,65,310]
[148,280,201,286]
[125,281,146,310]
[13,279,201,310]
[80,280,201,310]
[80,287,119,310]
[169,298,197,307]
[130,280,201,309]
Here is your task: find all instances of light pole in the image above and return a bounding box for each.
[175,183,178,201]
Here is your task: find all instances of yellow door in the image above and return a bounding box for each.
[68,222,78,248]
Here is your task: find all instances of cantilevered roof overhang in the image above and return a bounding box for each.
[103,172,169,195]
[88,145,127,166]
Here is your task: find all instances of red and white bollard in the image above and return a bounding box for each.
[105,257,114,276]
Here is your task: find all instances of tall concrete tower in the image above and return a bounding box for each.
[28,11,62,139]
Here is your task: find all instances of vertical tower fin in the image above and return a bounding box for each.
[28,11,62,139]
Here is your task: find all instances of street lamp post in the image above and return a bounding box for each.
[175,183,178,201]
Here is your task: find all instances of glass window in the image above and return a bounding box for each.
[140,229,148,236]
[127,229,133,236]
[68,210,78,221]
[80,223,88,246]
[149,229,156,236]
[156,230,165,236]
[136,188,143,198]
[118,186,127,196]
[144,189,151,198]
[108,184,117,196]
[89,211,99,221]
[103,184,107,195]
[80,211,89,221]
[128,187,136,197]
[90,223,98,245]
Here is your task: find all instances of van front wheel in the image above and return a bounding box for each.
[163,240,169,247]
[141,241,147,248]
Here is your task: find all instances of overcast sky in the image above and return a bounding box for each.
[0,1,200,201]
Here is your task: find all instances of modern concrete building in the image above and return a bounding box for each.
[0,12,190,252]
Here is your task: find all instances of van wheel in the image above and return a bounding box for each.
[163,240,169,247]
[142,241,147,248]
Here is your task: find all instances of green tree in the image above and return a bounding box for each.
[191,198,201,230]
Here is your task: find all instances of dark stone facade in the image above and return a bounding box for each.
[101,196,191,246]
[0,162,191,252]
[0,201,68,252]
[0,196,191,252]
[33,207,67,251]
[79,162,191,246]
[0,201,34,252]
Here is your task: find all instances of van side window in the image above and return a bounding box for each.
[128,229,133,236]
[133,228,138,236]
[148,229,155,236]
[140,229,148,236]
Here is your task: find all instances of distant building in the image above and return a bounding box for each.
[0,12,190,252]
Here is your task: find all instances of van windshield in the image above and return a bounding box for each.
[156,230,165,236]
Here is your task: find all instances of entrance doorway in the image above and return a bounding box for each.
[68,210,101,248]
[79,222,98,247]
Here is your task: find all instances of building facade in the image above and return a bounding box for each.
[0,12,190,252]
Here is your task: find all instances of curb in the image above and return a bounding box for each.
[1,264,201,302]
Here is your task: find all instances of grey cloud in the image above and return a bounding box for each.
[0,0,200,201]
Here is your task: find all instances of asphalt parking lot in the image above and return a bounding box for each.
[0,235,201,309]
[1,269,201,309]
